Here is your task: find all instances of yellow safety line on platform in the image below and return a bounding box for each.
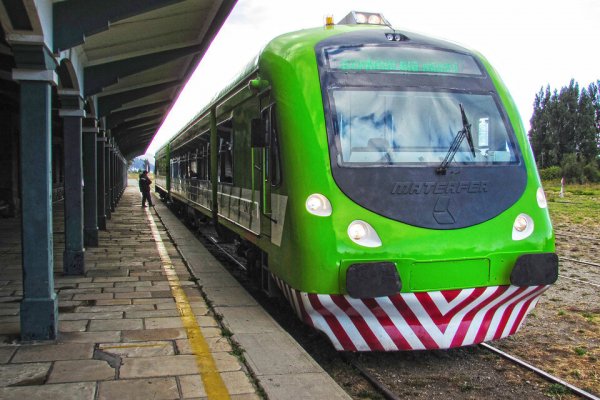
[145,208,230,399]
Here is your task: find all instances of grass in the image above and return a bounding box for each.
[573,347,587,356]
[547,383,571,396]
[581,312,597,323]
[459,382,475,392]
[543,182,600,229]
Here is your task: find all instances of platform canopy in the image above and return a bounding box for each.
[0,0,237,159]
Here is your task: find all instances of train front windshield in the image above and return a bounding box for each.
[320,45,520,169]
[331,90,517,166]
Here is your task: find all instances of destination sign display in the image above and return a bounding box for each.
[326,46,481,75]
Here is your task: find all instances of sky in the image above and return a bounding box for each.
[145,0,600,156]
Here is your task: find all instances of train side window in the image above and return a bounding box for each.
[190,151,198,178]
[206,143,211,180]
[170,158,178,180]
[198,146,205,180]
[217,121,233,184]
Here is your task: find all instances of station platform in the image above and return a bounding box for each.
[0,183,350,400]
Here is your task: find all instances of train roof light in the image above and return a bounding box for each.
[325,15,334,27]
[337,11,390,26]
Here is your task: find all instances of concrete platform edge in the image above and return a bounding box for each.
[151,198,351,400]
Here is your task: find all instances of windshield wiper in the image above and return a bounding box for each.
[436,103,476,175]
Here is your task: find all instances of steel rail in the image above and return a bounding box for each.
[480,343,600,400]
[207,235,247,271]
[559,275,600,288]
[560,257,600,268]
[555,232,600,242]
[341,355,402,400]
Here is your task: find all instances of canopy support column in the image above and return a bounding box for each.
[13,55,59,340]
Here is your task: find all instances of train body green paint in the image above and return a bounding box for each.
[155,21,556,351]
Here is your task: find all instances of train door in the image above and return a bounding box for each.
[252,101,279,295]
[259,103,275,239]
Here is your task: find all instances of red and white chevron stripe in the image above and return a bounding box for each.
[273,275,548,351]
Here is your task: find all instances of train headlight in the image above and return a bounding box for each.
[512,213,534,241]
[305,194,332,217]
[347,220,382,247]
[368,14,382,24]
[354,13,368,23]
[536,187,547,208]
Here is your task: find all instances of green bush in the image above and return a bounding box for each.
[561,154,584,183]
[539,166,562,180]
[583,162,600,183]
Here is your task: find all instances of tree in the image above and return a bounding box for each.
[529,86,555,167]
[528,79,600,172]
[576,88,598,163]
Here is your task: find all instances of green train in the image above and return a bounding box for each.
[155,11,557,351]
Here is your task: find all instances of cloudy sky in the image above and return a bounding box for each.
[146,0,599,155]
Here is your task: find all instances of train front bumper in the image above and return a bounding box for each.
[274,275,549,351]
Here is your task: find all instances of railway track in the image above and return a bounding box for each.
[172,209,598,399]
[481,344,600,400]
[343,345,600,400]
[561,257,600,268]
[558,256,600,288]
[555,231,600,242]
[559,275,600,288]
[555,230,600,288]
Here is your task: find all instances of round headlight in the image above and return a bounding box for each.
[354,13,367,23]
[512,213,534,241]
[514,215,528,232]
[536,187,547,208]
[368,15,382,24]
[305,194,332,217]
[347,220,382,247]
[348,221,368,240]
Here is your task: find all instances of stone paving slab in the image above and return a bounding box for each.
[0,362,50,386]
[0,346,16,363]
[260,373,353,400]
[12,342,94,362]
[59,330,122,343]
[0,185,258,399]
[194,271,240,288]
[203,286,259,307]
[97,377,179,400]
[47,359,115,383]
[121,327,187,342]
[0,382,96,400]
[179,370,256,398]
[176,336,232,353]
[233,331,322,376]
[59,311,124,320]
[59,319,89,332]
[119,355,200,379]
[215,305,281,334]
[99,340,175,357]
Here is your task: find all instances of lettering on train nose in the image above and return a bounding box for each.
[391,181,489,195]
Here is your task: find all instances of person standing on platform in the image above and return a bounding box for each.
[139,170,153,208]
